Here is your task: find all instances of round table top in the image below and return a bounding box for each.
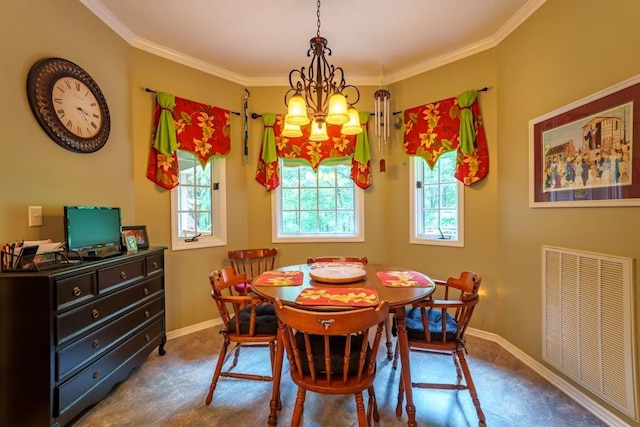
[252,263,435,309]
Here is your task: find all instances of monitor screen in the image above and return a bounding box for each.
[64,206,122,257]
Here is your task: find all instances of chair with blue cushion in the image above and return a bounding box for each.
[394,271,485,425]
[274,298,389,426]
[205,267,279,406]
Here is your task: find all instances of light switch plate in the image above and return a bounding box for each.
[29,205,43,227]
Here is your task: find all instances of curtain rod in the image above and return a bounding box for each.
[144,88,240,116]
[250,87,490,119]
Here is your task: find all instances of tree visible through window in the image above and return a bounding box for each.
[171,150,227,250]
[411,151,464,246]
[274,159,364,242]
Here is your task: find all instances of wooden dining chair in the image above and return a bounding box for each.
[394,271,485,425]
[274,298,389,427]
[305,256,393,360]
[205,267,279,406]
[228,247,278,295]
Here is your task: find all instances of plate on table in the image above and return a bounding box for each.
[309,266,366,283]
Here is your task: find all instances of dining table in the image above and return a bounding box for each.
[252,261,436,427]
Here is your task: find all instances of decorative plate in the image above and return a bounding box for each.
[309,266,366,283]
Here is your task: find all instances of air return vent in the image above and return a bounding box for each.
[542,245,637,420]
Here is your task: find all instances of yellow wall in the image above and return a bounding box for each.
[2,1,640,423]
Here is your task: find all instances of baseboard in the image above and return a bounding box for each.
[466,328,630,427]
[166,318,222,341]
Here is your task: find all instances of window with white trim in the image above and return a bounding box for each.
[171,150,227,250]
[273,159,364,242]
[410,151,464,246]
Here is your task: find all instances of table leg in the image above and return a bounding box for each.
[268,323,285,426]
[394,307,417,426]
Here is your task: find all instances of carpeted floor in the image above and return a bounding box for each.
[70,326,606,427]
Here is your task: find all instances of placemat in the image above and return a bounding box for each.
[377,270,435,288]
[253,270,303,286]
[294,287,379,307]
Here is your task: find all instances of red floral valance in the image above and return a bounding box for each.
[255,113,371,191]
[403,92,489,186]
[147,93,231,190]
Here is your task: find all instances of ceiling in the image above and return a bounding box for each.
[80,0,546,86]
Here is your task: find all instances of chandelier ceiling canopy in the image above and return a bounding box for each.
[283,0,361,141]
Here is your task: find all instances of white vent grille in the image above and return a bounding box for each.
[542,246,637,420]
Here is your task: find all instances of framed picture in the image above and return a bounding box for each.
[529,74,640,207]
[122,225,149,250]
[123,234,138,253]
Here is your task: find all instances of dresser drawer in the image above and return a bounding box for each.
[55,272,97,310]
[146,253,163,276]
[97,259,145,293]
[56,296,164,380]
[56,318,164,416]
[56,276,163,345]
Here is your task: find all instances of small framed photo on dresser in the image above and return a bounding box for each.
[122,225,149,250]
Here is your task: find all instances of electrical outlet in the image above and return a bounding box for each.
[29,206,43,227]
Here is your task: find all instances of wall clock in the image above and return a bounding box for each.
[27,57,111,153]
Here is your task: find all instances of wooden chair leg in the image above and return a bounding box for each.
[206,339,229,405]
[457,349,486,425]
[392,339,400,370]
[384,316,393,360]
[291,387,306,427]
[395,367,405,416]
[367,386,380,423]
[355,391,367,426]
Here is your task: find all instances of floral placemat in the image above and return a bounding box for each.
[294,287,379,307]
[253,270,303,286]
[377,271,435,288]
[310,262,366,269]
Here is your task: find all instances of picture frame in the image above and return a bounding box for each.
[122,225,149,250]
[529,74,640,207]
[123,234,138,253]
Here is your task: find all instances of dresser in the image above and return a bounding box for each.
[0,247,167,427]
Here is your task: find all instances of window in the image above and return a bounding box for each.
[410,151,464,246]
[273,159,364,242]
[171,150,227,250]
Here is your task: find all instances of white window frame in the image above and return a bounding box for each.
[171,153,227,250]
[272,159,364,243]
[409,153,464,247]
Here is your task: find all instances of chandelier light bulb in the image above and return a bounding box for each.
[286,94,310,126]
[309,119,329,141]
[341,108,362,135]
[326,93,349,125]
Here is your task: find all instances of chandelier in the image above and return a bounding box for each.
[283,0,361,141]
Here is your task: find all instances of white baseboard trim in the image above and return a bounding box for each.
[164,322,627,426]
[466,328,630,427]
[166,318,222,341]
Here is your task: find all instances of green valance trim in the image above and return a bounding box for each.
[353,111,371,164]
[261,113,277,163]
[457,90,477,155]
[153,92,177,156]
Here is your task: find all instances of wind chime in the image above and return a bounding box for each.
[374,88,391,171]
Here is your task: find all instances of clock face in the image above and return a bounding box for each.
[52,77,102,138]
[27,58,111,153]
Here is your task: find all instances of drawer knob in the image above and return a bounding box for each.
[120,271,128,279]
[153,261,159,269]
[72,286,82,297]
[145,334,151,342]
[144,288,150,296]
[145,310,150,318]
[93,371,101,379]
[91,309,100,319]
[92,339,100,349]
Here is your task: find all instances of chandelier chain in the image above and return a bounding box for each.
[316,0,321,37]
